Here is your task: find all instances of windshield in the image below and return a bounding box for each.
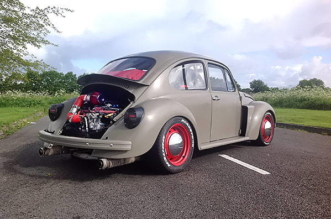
[98,57,156,81]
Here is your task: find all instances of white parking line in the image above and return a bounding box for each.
[219,154,270,175]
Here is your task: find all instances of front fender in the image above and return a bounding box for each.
[93,98,198,159]
[246,101,276,140]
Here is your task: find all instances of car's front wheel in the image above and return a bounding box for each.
[148,117,194,173]
[252,112,275,146]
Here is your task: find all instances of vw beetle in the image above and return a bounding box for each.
[39,51,275,173]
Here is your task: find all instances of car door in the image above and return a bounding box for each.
[208,63,242,141]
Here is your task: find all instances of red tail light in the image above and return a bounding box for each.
[49,104,64,121]
[124,107,144,129]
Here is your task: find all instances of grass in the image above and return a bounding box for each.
[254,87,331,110]
[275,108,331,128]
[0,91,78,139]
[0,107,46,139]
[0,91,77,107]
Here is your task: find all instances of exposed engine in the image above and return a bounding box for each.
[61,92,124,139]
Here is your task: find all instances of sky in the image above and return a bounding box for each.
[23,0,331,88]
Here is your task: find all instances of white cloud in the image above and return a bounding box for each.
[20,0,331,87]
[229,54,247,60]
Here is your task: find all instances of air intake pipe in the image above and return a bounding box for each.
[67,92,106,123]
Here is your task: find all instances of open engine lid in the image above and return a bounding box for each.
[77,74,149,91]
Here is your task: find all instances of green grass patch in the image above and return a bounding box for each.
[0,91,77,107]
[0,107,46,139]
[254,87,331,110]
[275,108,331,128]
[0,91,78,139]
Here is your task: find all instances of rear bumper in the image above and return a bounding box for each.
[38,130,132,151]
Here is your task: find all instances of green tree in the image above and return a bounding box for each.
[234,79,241,91]
[0,0,72,81]
[40,70,65,94]
[298,78,324,88]
[62,72,80,93]
[23,70,42,92]
[249,79,269,93]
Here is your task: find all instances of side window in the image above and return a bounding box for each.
[169,65,185,90]
[208,64,227,91]
[169,62,206,90]
[223,69,235,92]
[184,63,206,90]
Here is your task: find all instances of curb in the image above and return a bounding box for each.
[276,123,331,136]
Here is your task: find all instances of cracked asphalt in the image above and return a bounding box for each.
[0,117,330,218]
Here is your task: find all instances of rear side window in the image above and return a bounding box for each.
[169,65,185,90]
[98,57,155,81]
[169,62,206,90]
[208,64,236,92]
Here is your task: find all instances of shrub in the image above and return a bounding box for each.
[0,91,78,108]
[253,87,331,110]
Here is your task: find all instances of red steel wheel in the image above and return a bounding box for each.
[164,123,192,166]
[261,113,274,143]
[148,117,194,173]
[252,112,275,146]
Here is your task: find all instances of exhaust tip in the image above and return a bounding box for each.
[98,158,111,170]
[39,147,45,156]
[98,159,104,169]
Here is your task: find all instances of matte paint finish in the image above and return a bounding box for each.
[210,90,242,140]
[39,51,275,159]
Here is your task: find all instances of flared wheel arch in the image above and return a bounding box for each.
[145,116,198,173]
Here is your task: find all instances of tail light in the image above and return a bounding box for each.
[124,107,144,129]
[49,104,64,121]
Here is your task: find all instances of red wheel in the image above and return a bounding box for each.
[147,117,194,173]
[164,123,192,166]
[252,112,275,146]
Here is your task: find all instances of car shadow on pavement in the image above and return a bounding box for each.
[1,140,257,181]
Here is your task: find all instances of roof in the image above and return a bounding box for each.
[126,50,210,63]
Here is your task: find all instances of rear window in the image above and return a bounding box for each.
[98,57,156,81]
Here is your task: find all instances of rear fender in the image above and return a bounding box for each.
[245,101,276,140]
[93,98,198,159]
[46,98,76,134]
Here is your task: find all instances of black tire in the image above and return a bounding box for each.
[147,117,195,174]
[252,112,275,146]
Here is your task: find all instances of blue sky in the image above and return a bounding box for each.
[24,0,331,88]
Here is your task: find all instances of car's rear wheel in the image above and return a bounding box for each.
[252,112,275,146]
[148,117,194,173]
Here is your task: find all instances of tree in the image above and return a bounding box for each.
[249,79,269,93]
[298,78,324,88]
[62,72,80,93]
[234,79,241,91]
[23,70,42,92]
[0,0,72,79]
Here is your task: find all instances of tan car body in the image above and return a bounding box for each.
[39,51,275,159]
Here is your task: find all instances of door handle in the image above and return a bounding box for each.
[212,96,220,101]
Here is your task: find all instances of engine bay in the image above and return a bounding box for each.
[61,85,134,139]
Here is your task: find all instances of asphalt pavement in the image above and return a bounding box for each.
[0,117,330,219]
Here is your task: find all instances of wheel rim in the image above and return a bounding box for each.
[164,123,192,166]
[261,114,274,143]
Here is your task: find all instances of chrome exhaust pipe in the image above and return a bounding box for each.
[39,146,70,157]
[39,147,46,156]
[98,157,140,170]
